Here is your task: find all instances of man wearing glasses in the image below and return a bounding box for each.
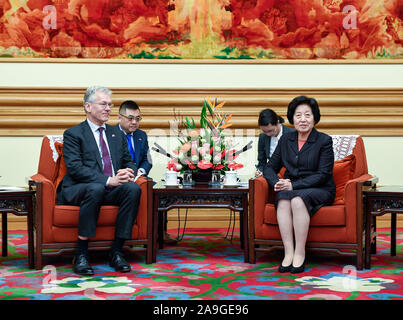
[117,100,152,177]
[117,100,177,244]
[57,86,141,275]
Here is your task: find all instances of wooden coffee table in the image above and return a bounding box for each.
[153,182,249,263]
[363,185,403,269]
[0,187,35,269]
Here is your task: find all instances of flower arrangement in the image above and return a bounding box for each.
[152,99,253,177]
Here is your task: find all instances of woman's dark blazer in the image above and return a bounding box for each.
[263,128,336,196]
[256,124,295,172]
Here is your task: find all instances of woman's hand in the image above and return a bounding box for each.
[255,170,263,177]
[274,179,292,191]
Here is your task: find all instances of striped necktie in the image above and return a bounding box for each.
[98,127,113,176]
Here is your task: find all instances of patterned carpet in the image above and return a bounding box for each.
[0,228,402,300]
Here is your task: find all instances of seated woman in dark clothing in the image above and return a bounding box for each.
[255,108,295,177]
[263,96,336,273]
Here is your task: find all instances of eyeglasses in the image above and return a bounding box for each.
[120,113,142,122]
[93,102,114,108]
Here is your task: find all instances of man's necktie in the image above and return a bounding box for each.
[98,127,113,176]
[126,134,136,161]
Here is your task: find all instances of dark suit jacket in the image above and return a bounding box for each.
[256,124,295,171]
[263,128,336,195]
[117,125,152,175]
[58,121,137,193]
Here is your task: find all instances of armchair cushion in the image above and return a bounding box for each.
[54,205,119,227]
[264,203,346,226]
[54,142,67,189]
[333,154,356,205]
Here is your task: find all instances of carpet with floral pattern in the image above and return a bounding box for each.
[0,228,402,300]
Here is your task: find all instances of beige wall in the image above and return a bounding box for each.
[0,62,402,187]
[0,131,402,188]
[1,62,403,88]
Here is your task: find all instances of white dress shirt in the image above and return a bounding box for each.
[86,119,115,184]
[269,124,283,157]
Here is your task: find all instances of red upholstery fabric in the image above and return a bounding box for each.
[31,136,151,245]
[54,205,119,227]
[54,142,66,189]
[264,203,346,226]
[332,154,356,205]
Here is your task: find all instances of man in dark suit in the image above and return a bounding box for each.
[57,86,141,275]
[116,100,176,244]
[116,100,152,176]
[256,108,295,176]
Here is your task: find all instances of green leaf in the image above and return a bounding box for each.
[185,117,193,129]
[205,100,214,117]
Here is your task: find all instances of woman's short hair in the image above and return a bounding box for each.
[287,96,321,125]
[258,108,284,126]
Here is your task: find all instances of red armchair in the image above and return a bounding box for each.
[248,136,372,270]
[29,136,154,269]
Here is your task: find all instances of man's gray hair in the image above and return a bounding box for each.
[83,86,112,110]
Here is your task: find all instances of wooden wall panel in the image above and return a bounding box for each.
[0,87,402,136]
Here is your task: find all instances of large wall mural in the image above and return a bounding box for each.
[0,0,402,60]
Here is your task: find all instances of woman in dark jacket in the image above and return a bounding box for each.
[256,108,295,176]
[263,96,336,273]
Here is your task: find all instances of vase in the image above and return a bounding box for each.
[192,169,212,184]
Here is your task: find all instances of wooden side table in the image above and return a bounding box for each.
[363,185,403,269]
[153,182,249,263]
[0,187,35,269]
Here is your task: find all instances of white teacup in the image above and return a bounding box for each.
[165,170,178,185]
[224,171,238,185]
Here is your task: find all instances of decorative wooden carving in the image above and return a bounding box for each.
[1,87,403,136]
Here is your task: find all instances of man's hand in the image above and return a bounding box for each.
[108,168,135,186]
[255,170,263,178]
[274,178,292,191]
[136,168,146,177]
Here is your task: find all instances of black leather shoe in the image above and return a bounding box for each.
[73,254,94,276]
[109,251,131,273]
[278,263,292,273]
[291,260,306,274]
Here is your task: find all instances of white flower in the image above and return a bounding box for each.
[297,276,394,292]
[41,276,136,294]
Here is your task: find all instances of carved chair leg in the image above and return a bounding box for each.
[146,244,153,264]
[356,246,363,270]
[249,240,256,264]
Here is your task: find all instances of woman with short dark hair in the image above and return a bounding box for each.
[263,96,336,273]
[256,109,295,177]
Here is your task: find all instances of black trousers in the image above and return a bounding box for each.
[58,182,141,239]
